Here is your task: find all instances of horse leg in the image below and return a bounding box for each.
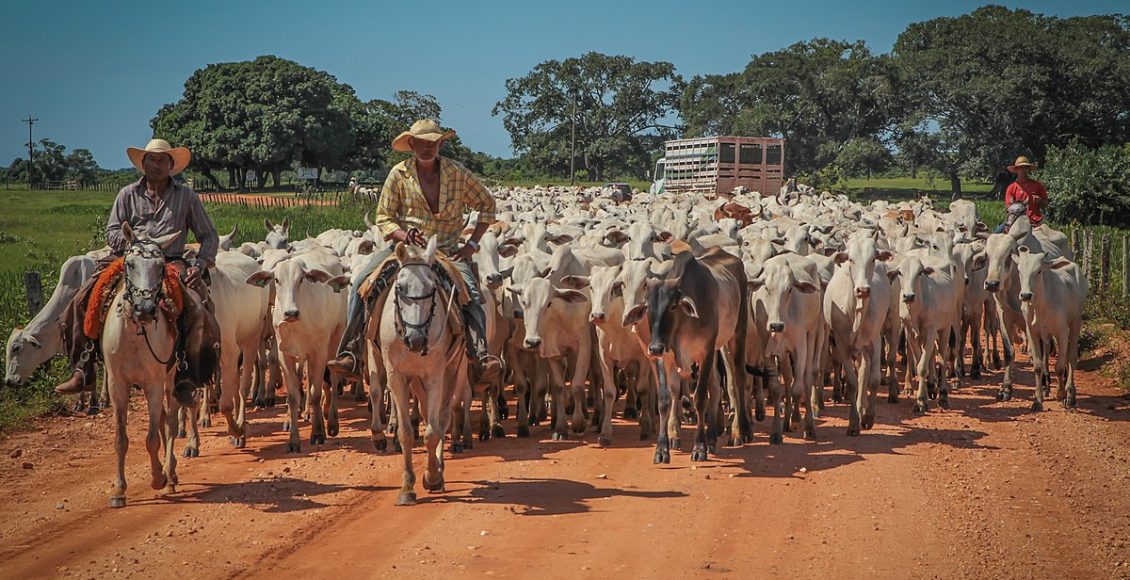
[389,376,416,506]
[366,343,387,451]
[144,383,168,491]
[181,397,201,458]
[109,376,129,508]
[162,389,179,494]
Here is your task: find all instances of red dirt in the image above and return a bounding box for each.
[2,357,1129,579]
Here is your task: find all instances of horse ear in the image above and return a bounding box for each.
[152,230,181,250]
[121,222,135,244]
[394,241,408,263]
[424,235,438,262]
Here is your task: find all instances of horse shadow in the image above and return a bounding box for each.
[434,477,688,515]
[133,477,394,513]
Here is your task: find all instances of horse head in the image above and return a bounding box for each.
[392,235,440,354]
[121,223,179,324]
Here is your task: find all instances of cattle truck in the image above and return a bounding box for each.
[649,136,785,195]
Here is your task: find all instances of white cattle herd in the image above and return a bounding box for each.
[4,185,1090,506]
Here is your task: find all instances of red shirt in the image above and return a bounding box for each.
[1005,179,1048,226]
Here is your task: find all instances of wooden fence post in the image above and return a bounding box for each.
[1072,227,1081,257]
[1101,233,1111,291]
[23,271,44,318]
[1084,229,1094,278]
[1122,234,1129,300]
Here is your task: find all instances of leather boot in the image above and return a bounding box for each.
[463,302,502,385]
[54,274,99,395]
[327,302,367,382]
[175,290,221,408]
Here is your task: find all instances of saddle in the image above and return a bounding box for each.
[82,258,185,340]
[357,252,467,343]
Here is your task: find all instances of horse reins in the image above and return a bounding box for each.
[393,263,440,356]
[122,239,181,368]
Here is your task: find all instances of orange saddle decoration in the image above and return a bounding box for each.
[83,258,185,339]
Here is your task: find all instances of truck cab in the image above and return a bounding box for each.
[649,158,666,194]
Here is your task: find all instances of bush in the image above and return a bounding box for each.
[1042,142,1130,227]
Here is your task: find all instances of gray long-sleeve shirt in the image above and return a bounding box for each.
[106,177,219,266]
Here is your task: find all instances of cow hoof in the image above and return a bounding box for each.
[281,421,291,433]
[392,439,403,453]
[287,442,301,453]
[861,416,875,430]
[672,437,681,450]
[201,416,212,428]
[623,407,639,420]
[971,368,982,380]
[913,403,927,414]
[327,423,339,437]
[231,436,246,449]
[846,427,860,437]
[109,496,126,509]
[478,429,490,442]
[691,447,708,462]
[183,446,199,458]
[373,438,387,452]
[887,394,899,404]
[572,421,588,434]
[653,448,670,464]
[938,398,950,410]
[396,492,417,506]
[150,475,168,491]
[598,435,612,447]
[1065,396,1077,409]
[464,438,474,450]
[517,424,530,438]
[451,442,464,454]
[832,393,843,404]
[1031,401,1043,412]
[177,428,187,439]
[755,408,766,422]
[803,429,816,441]
[551,432,567,442]
[499,403,510,421]
[769,433,783,445]
[492,424,506,439]
[85,405,101,417]
[727,435,745,447]
[311,433,326,446]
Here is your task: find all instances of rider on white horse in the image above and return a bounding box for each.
[55,138,221,407]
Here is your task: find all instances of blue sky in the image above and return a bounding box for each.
[0,0,1123,169]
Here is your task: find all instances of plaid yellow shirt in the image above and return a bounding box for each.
[375,156,497,254]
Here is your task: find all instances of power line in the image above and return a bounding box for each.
[22,115,38,189]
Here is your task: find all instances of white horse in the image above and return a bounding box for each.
[104,224,187,508]
[379,237,468,506]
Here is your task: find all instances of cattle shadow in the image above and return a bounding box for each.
[1078,351,1115,372]
[133,477,393,513]
[437,477,687,515]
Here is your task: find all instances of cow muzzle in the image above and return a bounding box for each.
[1019,292,1033,302]
[984,280,1001,292]
[283,309,300,322]
[855,286,871,299]
[647,343,665,357]
[769,321,785,333]
[590,312,606,324]
[902,293,916,304]
[486,273,504,288]
[524,337,542,350]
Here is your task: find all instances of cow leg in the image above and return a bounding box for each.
[181,399,201,458]
[884,325,899,402]
[595,348,617,447]
[780,358,796,433]
[970,306,984,380]
[325,371,340,438]
[845,349,863,436]
[1053,328,1070,403]
[109,375,129,508]
[690,350,715,461]
[547,358,570,441]
[307,359,328,445]
[388,377,416,505]
[1064,321,1080,409]
[913,328,936,414]
[721,345,750,446]
[652,359,672,464]
[1030,332,1047,412]
[281,355,303,453]
[513,361,532,438]
[636,362,657,441]
[449,382,471,453]
[569,343,592,435]
[936,329,952,410]
[219,341,246,448]
[706,361,724,456]
[767,357,785,444]
[995,302,1016,400]
[861,341,881,430]
[798,337,817,441]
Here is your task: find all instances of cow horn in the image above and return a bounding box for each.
[364,211,375,229]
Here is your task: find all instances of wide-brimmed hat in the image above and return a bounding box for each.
[127,139,191,175]
[1007,156,1038,173]
[392,119,455,152]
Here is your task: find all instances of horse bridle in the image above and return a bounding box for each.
[122,238,180,367]
[393,262,439,356]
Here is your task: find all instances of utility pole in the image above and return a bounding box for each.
[569,91,576,185]
[22,115,38,190]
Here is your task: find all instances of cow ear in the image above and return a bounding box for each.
[151,230,181,250]
[612,281,624,296]
[622,303,648,326]
[394,241,408,263]
[975,221,987,232]
[656,231,674,242]
[498,243,520,258]
[1044,257,1073,270]
[264,218,275,233]
[1018,245,1031,254]
[922,266,936,276]
[794,280,819,294]
[560,275,590,290]
[821,246,838,257]
[747,277,766,292]
[650,260,674,277]
[679,296,700,319]
[886,269,900,281]
[876,250,894,262]
[245,271,274,287]
[971,252,988,271]
[304,269,332,284]
[554,288,589,304]
[358,240,375,255]
[281,217,290,232]
[499,266,514,280]
[537,267,551,279]
[833,251,849,264]
[326,275,351,293]
[605,230,629,245]
[547,233,574,245]
[505,285,523,298]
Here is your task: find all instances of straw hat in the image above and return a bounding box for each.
[392,119,455,152]
[1007,156,1037,173]
[127,139,191,175]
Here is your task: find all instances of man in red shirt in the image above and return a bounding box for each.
[1004,156,1048,226]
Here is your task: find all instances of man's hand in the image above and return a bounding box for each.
[453,243,476,261]
[184,266,202,286]
[406,228,427,247]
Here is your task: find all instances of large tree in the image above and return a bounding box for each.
[678,39,901,175]
[493,52,681,181]
[152,55,360,190]
[893,6,1130,194]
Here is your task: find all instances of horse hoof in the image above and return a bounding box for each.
[517,424,530,438]
[598,435,612,447]
[162,484,177,496]
[373,438,387,452]
[769,433,783,445]
[913,403,927,414]
[109,496,126,509]
[150,475,168,490]
[423,476,445,493]
[287,442,301,453]
[755,409,766,422]
[310,433,325,446]
[327,423,339,437]
[492,424,506,439]
[653,448,670,464]
[1031,401,1043,412]
[396,492,417,506]
[183,446,199,458]
[846,427,860,437]
[861,416,875,430]
[451,443,464,454]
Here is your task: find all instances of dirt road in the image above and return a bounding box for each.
[1,362,1128,579]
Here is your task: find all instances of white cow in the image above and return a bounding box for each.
[1015,248,1087,411]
